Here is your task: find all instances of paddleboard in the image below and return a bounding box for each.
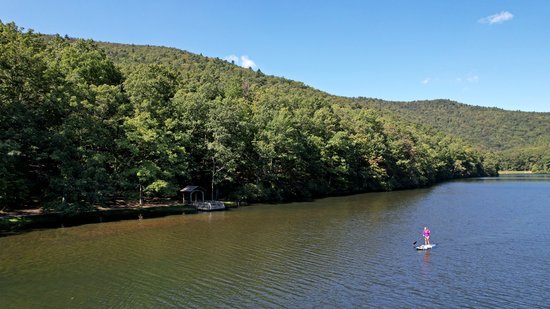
[415,244,436,250]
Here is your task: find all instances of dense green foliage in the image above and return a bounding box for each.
[1,22,493,213]
[361,99,550,173]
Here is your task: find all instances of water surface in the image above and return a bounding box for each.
[1,175,549,308]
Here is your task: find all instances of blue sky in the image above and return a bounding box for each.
[2,0,549,112]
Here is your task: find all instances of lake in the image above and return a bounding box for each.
[1,175,549,308]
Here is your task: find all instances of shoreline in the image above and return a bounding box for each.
[498,170,533,175]
[0,202,199,237]
[0,175,500,236]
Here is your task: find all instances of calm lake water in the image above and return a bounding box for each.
[1,175,549,308]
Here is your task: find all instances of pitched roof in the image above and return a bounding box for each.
[180,185,205,192]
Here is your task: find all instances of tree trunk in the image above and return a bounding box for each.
[139,184,143,206]
[211,158,215,201]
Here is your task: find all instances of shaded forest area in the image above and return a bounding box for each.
[362,99,549,173]
[1,22,495,214]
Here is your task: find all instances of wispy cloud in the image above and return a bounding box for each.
[421,78,430,85]
[479,11,514,24]
[457,74,480,83]
[224,54,258,70]
[466,75,479,83]
[224,55,239,64]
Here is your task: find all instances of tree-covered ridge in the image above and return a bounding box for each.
[360,99,550,172]
[1,22,492,213]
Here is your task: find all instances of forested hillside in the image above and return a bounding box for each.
[361,99,550,172]
[1,22,493,213]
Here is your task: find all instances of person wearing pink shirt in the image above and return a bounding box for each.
[422,226,431,245]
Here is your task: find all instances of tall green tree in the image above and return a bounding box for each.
[44,39,125,212]
[0,22,57,209]
[121,64,188,201]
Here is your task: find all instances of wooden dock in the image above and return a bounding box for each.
[191,200,226,211]
[180,185,226,211]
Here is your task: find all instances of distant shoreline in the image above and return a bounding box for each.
[498,171,533,175]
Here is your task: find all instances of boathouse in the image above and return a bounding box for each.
[180,185,225,211]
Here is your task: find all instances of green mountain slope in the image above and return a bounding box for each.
[1,22,494,213]
[360,99,550,172]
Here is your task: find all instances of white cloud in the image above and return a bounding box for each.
[224,54,239,64]
[421,78,430,85]
[479,11,514,24]
[224,54,258,70]
[240,55,257,70]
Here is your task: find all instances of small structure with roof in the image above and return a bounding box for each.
[180,185,225,211]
